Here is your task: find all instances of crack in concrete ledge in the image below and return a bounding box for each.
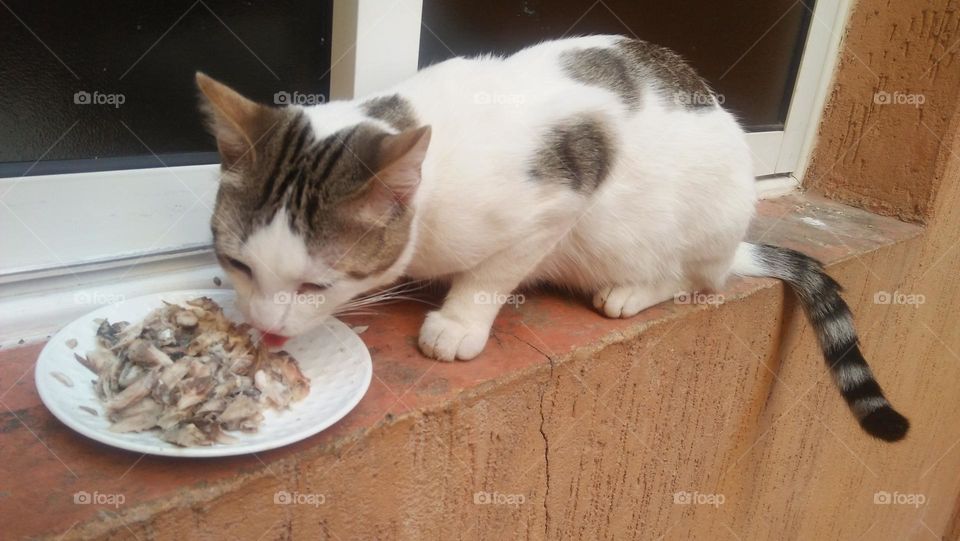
[507,330,556,538]
[538,376,552,538]
[493,329,554,536]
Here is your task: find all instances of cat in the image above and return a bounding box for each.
[196,34,909,441]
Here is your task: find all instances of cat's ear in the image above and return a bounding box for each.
[346,125,432,221]
[196,72,272,172]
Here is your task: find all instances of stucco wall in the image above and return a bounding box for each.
[806,0,960,223]
[93,231,960,539]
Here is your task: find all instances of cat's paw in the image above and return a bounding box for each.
[593,285,662,318]
[418,310,490,362]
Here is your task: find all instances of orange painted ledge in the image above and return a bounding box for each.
[0,193,921,540]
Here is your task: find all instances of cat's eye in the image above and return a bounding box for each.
[224,257,253,277]
[298,282,330,293]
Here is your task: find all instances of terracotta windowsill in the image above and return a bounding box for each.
[0,193,922,540]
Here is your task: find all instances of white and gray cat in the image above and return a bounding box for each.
[196,35,908,441]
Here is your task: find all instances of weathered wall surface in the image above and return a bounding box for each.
[96,232,960,539]
[805,0,960,223]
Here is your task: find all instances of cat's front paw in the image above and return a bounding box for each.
[418,310,490,362]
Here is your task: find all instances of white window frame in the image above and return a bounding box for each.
[749,0,853,181]
[0,0,851,345]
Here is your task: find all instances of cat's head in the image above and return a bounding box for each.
[195,73,430,338]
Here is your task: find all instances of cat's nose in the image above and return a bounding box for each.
[248,294,287,333]
[250,321,285,335]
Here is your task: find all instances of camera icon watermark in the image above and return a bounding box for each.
[73,291,125,306]
[873,290,924,306]
[274,490,325,507]
[473,91,526,107]
[74,490,125,508]
[473,291,525,306]
[274,90,327,106]
[274,291,326,307]
[73,90,126,108]
[874,491,925,508]
[673,490,725,507]
[673,90,724,107]
[674,291,725,305]
[473,491,525,506]
[873,90,925,108]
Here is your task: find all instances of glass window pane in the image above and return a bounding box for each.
[0,0,332,176]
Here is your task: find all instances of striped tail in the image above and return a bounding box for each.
[732,242,909,442]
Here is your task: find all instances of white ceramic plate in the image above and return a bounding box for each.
[34,290,372,457]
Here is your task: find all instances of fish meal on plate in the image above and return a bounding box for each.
[73,297,310,446]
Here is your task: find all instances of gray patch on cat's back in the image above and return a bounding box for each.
[361,94,418,131]
[561,47,640,110]
[530,116,614,193]
[615,39,717,109]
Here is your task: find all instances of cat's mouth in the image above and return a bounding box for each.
[259,331,289,348]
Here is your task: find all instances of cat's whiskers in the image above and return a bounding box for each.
[340,281,428,309]
[331,309,379,318]
[333,282,439,318]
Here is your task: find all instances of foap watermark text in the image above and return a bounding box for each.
[474,292,525,306]
[874,90,925,108]
[274,490,325,507]
[274,291,326,307]
[74,291,125,306]
[74,90,125,108]
[874,491,925,508]
[473,91,525,107]
[474,491,525,506]
[674,490,725,507]
[674,90,724,107]
[274,91,326,106]
[74,490,125,508]
[874,291,925,306]
[674,291,725,305]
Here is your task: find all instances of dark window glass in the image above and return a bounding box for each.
[0,0,332,176]
[420,0,814,131]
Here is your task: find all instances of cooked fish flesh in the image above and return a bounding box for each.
[78,405,99,416]
[51,371,74,388]
[75,297,310,446]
